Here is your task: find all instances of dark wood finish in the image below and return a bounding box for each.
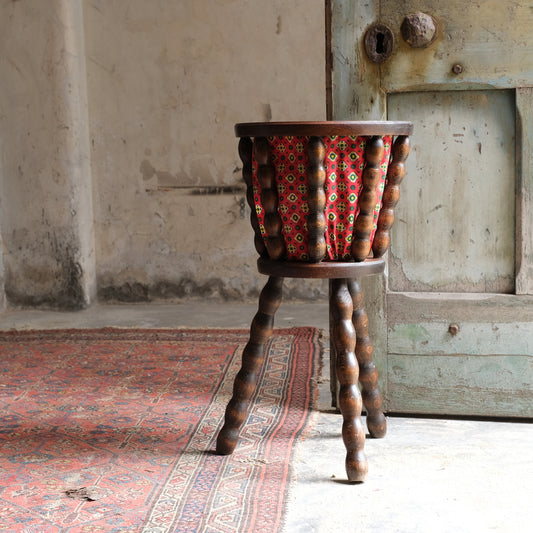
[254,137,285,260]
[351,136,385,261]
[216,276,283,455]
[330,278,368,482]
[349,279,386,438]
[235,121,414,139]
[373,135,411,258]
[239,137,267,257]
[329,283,337,408]
[306,137,328,262]
[217,120,413,482]
[257,257,385,279]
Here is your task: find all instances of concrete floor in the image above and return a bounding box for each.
[0,302,531,532]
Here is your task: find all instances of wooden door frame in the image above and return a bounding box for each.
[516,87,533,295]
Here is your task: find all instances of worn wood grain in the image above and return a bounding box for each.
[516,87,533,295]
[387,354,533,417]
[389,292,533,323]
[330,0,383,120]
[381,0,533,92]
[387,292,533,416]
[388,90,516,293]
[388,293,533,356]
[389,321,533,357]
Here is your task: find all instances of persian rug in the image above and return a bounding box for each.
[0,327,320,532]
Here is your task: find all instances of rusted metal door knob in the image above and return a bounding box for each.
[364,23,394,63]
[401,12,437,48]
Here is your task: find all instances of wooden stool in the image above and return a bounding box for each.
[216,121,413,482]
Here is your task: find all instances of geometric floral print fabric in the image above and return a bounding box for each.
[252,135,392,261]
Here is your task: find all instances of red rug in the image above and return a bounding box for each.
[0,328,321,532]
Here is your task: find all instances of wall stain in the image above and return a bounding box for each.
[140,157,234,191]
[262,103,272,122]
[97,277,327,303]
[98,278,247,303]
[5,245,87,310]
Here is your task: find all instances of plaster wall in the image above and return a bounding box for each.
[0,0,96,309]
[85,0,326,302]
[0,0,326,308]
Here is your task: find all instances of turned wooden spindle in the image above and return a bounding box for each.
[224,121,413,483]
[254,137,285,260]
[240,137,267,257]
[348,279,386,438]
[351,136,385,262]
[372,135,410,258]
[306,136,327,262]
[216,276,284,455]
[330,278,368,482]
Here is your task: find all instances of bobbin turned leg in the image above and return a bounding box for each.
[348,279,387,438]
[329,280,339,409]
[216,276,283,455]
[330,278,368,482]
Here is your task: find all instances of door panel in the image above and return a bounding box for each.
[387,293,533,416]
[388,90,516,293]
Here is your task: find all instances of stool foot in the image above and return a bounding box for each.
[330,278,368,482]
[348,279,387,439]
[346,446,369,483]
[216,276,283,456]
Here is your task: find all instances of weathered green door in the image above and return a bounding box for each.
[331,0,533,417]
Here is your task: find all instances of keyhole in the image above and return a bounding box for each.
[375,32,385,54]
[364,23,394,63]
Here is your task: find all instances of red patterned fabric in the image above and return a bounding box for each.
[252,135,392,261]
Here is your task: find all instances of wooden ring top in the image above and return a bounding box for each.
[257,257,386,279]
[235,121,413,138]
